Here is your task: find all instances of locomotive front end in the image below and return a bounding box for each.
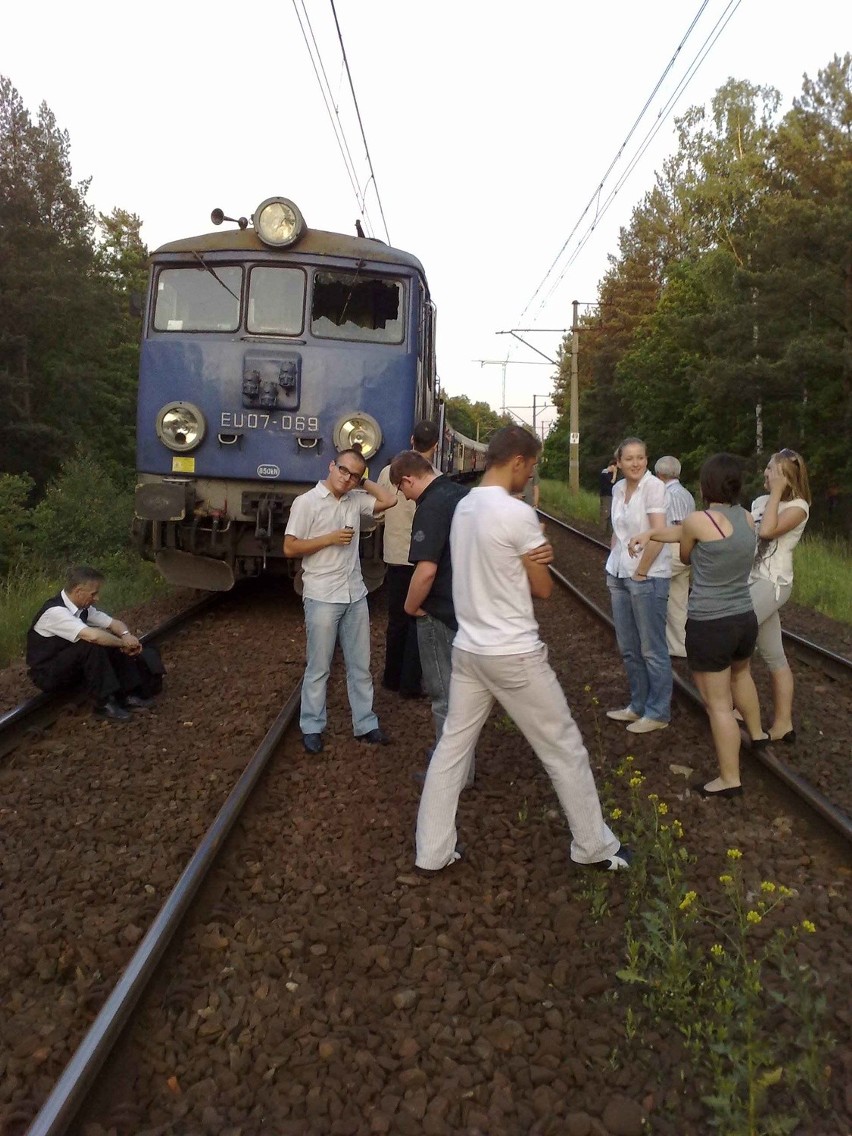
[133,197,436,590]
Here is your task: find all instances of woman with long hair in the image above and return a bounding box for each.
[631,454,760,795]
[745,448,811,742]
[605,437,672,733]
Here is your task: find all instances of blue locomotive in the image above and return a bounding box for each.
[133,196,441,590]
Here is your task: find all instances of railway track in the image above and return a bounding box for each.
[3,578,850,1134]
[540,509,852,843]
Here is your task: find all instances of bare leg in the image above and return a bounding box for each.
[693,669,742,789]
[768,664,795,738]
[730,658,764,742]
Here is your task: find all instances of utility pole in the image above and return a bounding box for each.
[570,301,580,494]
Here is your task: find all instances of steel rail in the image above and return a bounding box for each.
[548,563,852,846]
[539,508,852,674]
[0,593,224,739]
[27,683,302,1136]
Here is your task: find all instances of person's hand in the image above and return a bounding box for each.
[766,463,787,496]
[331,527,355,546]
[120,633,142,655]
[527,542,554,565]
[628,532,651,557]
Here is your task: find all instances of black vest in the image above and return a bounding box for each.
[26,594,85,671]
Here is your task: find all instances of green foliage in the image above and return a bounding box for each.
[0,76,146,490]
[539,479,602,528]
[0,472,34,572]
[442,393,512,442]
[28,452,134,566]
[792,536,852,623]
[604,767,834,1134]
[546,56,852,501]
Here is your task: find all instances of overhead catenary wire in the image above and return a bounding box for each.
[329,0,392,245]
[537,0,745,312]
[290,0,378,237]
[517,0,722,323]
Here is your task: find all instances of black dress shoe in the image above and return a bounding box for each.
[355,728,390,745]
[750,733,771,750]
[94,698,131,722]
[123,694,154,710]
[691,781,743,798]
[302,733,324,754]
[771,729,796,744]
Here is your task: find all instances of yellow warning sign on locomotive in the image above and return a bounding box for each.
[171,456,195,473]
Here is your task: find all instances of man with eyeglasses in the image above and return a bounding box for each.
[284,449,397,753]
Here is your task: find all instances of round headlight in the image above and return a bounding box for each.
[254,196,305,248]
[333,412,382,459]
[156,402,206,452]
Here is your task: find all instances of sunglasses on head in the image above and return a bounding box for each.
[778,448,800,465]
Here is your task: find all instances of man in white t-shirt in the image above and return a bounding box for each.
[414,426,630,876]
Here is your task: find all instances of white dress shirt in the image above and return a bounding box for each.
[285,482,378,603]
[605,471,671,579]
[32,590,113,642]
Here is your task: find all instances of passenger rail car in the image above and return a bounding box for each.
[437,417,487,481]
[134,196,437,591]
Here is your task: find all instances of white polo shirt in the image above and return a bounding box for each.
[285,481,378,603]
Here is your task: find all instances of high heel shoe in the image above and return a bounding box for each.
[770,729,796,744]
[691,781,743,799]
[749,733,771,750]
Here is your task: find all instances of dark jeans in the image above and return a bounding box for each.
[30,642,165,703]
[383,565,422,695]
[417,613,475,786]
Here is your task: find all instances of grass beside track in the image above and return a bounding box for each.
[540,479,851,626]
[0,556,173,669]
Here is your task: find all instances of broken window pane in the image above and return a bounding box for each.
[310,272,404,343]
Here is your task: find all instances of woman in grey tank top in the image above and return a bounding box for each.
[630,454,763,798]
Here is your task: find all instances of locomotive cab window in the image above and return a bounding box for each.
[153,265,242,332]
[247,266,306,335]
[310,271,404,343]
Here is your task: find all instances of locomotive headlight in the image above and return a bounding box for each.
[254,196,305,248]
[333,413,382,459]
[156,402,206,452]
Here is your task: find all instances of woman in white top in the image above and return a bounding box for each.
[604,437,673,732]
[741,448,811,743]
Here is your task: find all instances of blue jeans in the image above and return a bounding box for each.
[301,597,378,736]
[606,574,672,722]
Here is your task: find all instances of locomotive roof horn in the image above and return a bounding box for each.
[211,208,249,230]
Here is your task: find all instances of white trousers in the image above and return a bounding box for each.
[415,645,619,869]
[666,554,691,657]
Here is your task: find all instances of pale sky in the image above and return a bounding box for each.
[4,1,846,436]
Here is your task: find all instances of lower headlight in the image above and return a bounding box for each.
[156,402,206,452]
[333,412,382,459]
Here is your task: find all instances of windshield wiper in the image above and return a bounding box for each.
[192,251,241,302]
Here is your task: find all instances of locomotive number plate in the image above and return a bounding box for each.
[220,412,319,431]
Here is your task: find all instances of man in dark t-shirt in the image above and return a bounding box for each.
[388,451,470,776]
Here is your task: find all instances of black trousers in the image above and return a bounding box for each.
[382,565,422,695]
[30,643,165,703]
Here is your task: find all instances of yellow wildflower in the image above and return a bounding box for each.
[719,874,733,885]
[726,848,743,860]
[746,910,762,925]
[657,802,669,815]
[628,775,645,788]
[584,684,592,693]
[760,881,776,893]
[672,820,684,838]
[679,891,697,911]
[779,885,794,898]
[610,807,623,820]
[801,920,816,934]
[710,944,724,958]
[625,755,635,763]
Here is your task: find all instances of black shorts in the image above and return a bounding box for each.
[685,610,758,673]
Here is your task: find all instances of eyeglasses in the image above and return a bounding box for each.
[336,463,363,482]
[778,448,800,465]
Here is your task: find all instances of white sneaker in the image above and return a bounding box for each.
[626,717,669,734]
[606,707,640,722]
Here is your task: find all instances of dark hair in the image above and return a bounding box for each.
[388,450,434,486]
[339,447,367,472]
[412,419,439,452]
[615,436,645,460]
[65,565,105,591]
[699,453,744,506]
[485,425,540,468]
